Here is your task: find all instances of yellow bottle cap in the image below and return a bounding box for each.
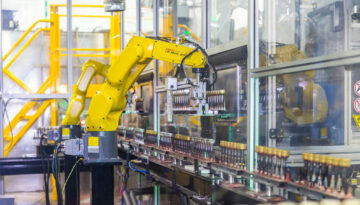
[302,153,308,161]
[314,154,320,163]
[231,142,236,149]
[320,155,326,164]
[332,157,340,166]
[264,147,269,155]
[308,153,314,162]
[325,156,333,165]
[220,141,225,147]
[255,146,259,153]
[241,144,246,150]
[272,148,277,155]
[236,143,242,150]
[340,158,351,168]
[258,146,264,154]
[282,150,290,158]
[276,149,282,157]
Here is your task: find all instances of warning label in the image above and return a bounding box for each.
[354,98,360,113]
[88,136,99,146]
[88,136,99,153]
[354,81,360,96]
[62,128,70,140]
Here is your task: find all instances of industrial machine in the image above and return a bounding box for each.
[61,35,221,164]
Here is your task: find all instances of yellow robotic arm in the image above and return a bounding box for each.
[86,36,205,131]
[62,60,110,125]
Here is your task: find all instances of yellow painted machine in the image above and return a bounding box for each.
[260,44,329,144]
[62,36,209,163]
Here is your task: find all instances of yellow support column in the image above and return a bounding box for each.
[50,5,60,201]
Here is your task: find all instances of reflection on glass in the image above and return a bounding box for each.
[259,68,344,147]
[124,0,137,44]
[258,0,360,66]
[210,0,247,47]
[176,0,203,43]
[141,0,154,37]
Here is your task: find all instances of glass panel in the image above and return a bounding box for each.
[258,0,360,67]
[2,0,68,94]
[210,0,248,47]
[351,66,360,143]
[125,0,137,44]
[1,0,68,161]
[176,0,203,43]
[158,0,204,86]
[258,67,345,148]
[141,0,154,37]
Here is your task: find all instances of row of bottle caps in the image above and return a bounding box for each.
[174,134,191,141]
[302,153,351,168]
[255,146,290,158]
[220,141,246,150]
[206,90,226,96]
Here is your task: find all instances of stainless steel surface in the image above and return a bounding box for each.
[202,0,209,48]
[104,0,126,12]
[247,0,258,175]
[154,0,160,143]
[64,138,84,156]
[136,0,141,36]
[252,49,360,75]
[121,11,125,51]
[206,38,247,56]
[0,0,4,195]
[251,53,360,78]
[0,195,14,205]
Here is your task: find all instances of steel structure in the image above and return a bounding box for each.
[1,0,358,203]
[1,4,121,157]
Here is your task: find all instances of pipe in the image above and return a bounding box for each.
[123,190,134,205]
[130,191,137,205]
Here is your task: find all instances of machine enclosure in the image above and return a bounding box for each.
[83,131,120,164]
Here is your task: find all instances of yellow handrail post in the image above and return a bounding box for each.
[50,5,60,201]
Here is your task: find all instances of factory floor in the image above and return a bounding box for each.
[3,191,124,205]
[3,171,179,205]
[6,190,180,205]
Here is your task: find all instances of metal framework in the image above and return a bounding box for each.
[0,4,121,158]
[1,0,357,200]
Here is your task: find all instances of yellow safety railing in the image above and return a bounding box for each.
[3,4,120,158]
[2,20,52,93]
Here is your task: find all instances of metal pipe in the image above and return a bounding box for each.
[121,11,125,50]
[136,0,141,36]
[67,0,73,103]
[0,0,4,194]
[123,190,133,205]
[129,191,137,205]
[153,0,160,147]
[202,0,209,48]
[247,0,259,191]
